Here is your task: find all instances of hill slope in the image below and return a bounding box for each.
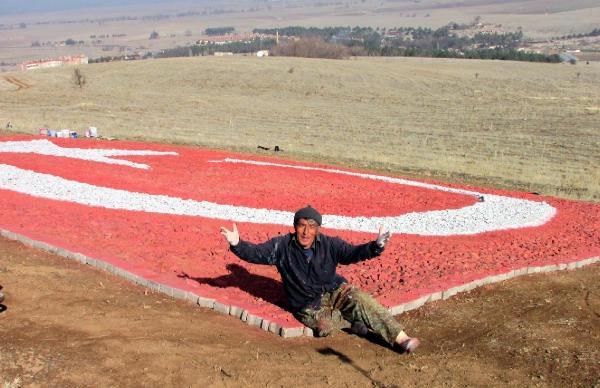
[1,56,599,200]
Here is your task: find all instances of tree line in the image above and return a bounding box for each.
[155,38,276,58]
[256,25,557,62]
[554,28,600,40]
[89,24,563,63]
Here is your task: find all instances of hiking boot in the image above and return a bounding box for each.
[350,321,369,337]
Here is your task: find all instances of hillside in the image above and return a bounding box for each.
[1,55,599,200]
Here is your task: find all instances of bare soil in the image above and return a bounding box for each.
[0,237,598,387]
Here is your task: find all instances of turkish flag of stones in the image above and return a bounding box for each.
[0,135,599,336]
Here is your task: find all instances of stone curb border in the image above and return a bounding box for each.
[1,228,598,338]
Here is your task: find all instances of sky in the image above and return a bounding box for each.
[0,0,171,15]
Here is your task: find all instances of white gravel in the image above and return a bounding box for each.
[0,140,556,236]
[0,139,177,169]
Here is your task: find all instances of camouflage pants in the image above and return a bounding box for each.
[294,284,403,345]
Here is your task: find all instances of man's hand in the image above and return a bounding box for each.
[376,225,391,248]
[220,223,240,246]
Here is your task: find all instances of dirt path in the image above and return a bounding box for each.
[2,76,32,90]
[0,237,598,387]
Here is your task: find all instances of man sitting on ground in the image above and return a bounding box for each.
[220,205,420,353]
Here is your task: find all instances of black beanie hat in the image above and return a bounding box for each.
[294,205,322,226]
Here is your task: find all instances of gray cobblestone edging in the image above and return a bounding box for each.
[386,258,600,317]
[1,228,598,339]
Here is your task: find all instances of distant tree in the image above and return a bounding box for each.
[205,27,235,36]
[65,38,77,46]
[271,37,351,59]
[73,68,86,89]
[149,31,159,39]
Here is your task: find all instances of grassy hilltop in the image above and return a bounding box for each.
[1,56,599,201]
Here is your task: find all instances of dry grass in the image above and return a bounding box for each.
[1,56,599,201]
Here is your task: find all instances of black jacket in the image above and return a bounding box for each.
[230,232,383,312]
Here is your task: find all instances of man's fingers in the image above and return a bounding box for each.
[379,225,390,239]
[376,225,392,248]
[220,224,240,246]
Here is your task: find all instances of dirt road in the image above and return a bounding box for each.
[2,76,31,90]
[0,237,598,387]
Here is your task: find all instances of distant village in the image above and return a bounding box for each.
[16,22,598,71]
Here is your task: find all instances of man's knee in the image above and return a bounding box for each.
[346,286,377,306]
[295,308,341,337]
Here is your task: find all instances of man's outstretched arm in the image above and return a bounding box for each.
[337,225,392,264]
[220,223,280,265]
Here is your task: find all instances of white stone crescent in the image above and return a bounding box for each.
[0,139,556,236]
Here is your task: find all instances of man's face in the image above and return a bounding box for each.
[295,218,319,249]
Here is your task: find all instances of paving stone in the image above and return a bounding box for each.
[134,276,148,287]
[27,239,45,250]
[95,260,109,270]
[513,267,528,277]
[186,292,199,304]
[303,327,314,337]
[268,322,281,335]
[280,326,305,338]
[123,271,141,283]
[46,245,61,255]
[146,280,161,292]
[0,230,13,239]
[442,285,462,300]
[557,263,568,271]
[485,274,502,284]
[245,314,262,327]
[462,281,479,292]
[159,284,174,297]
[403,294,431,312]
[172,288,187,301]
[389,305,404,315]
[260,319,271,331]
[241,310,249,322]
[72,253,88,264]
[539,264,558,273]
[55,247,73,260]
[428,291,443,302]
[114,268,131,279]
[581,257,599,266]
[103,262,115,273]
[527,266,542,274]
[197,296,215,309]
[213,302,230,315]
[229,305,243,318]
[567,261,579,270]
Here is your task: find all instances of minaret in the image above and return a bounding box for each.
[276,30,279,44]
